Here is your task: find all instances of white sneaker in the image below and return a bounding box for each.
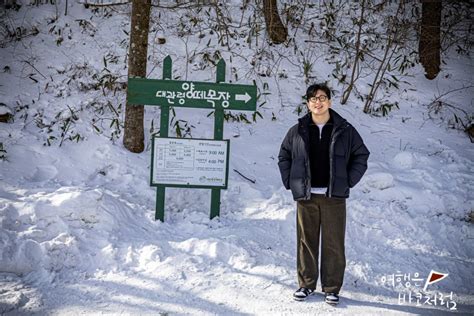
[325,292,339,305]
[293,287,314,301]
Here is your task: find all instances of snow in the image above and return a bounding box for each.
[392,152,414,169]
[1,1,473,315]
[0,105,11,116]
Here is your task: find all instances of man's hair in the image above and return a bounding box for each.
[306,83,331,100]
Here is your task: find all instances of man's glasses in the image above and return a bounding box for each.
[308,95,328,103]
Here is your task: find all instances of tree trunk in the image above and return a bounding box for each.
[263,0,287,44]
[123,0,151,153]
[419,0,441,80]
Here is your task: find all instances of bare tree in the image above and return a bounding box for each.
[263,0,287,44]
[363,1,406,113]
[341,0,366,105]
[419,0,441,80]
[123,0,151,153]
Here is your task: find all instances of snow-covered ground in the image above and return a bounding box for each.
[1,2,473,315]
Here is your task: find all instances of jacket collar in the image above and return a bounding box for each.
[298,108,347,129]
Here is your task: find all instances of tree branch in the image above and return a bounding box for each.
[233,169,256,183]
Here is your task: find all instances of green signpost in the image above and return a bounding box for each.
[127,56,257,221]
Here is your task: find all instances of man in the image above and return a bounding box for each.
[278,83,369,305]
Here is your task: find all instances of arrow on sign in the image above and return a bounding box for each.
[235,92,251,103]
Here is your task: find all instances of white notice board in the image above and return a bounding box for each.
[151,136,229,188]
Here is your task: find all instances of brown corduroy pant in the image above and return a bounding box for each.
[296,194,346,294]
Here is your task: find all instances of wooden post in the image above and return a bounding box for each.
[210,59,226,219]
[155,55,172,222]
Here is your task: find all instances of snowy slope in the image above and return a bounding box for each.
[1,2,473,315]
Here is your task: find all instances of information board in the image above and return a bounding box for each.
[151,136,229,188]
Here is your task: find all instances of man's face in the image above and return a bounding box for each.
[307,89,331,117]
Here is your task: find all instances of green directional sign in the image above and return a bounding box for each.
[129,56,256,222]
[127,77,257,111]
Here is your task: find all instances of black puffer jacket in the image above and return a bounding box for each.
[278,109,369,200]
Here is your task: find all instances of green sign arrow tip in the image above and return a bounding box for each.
[235,92,251,103]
